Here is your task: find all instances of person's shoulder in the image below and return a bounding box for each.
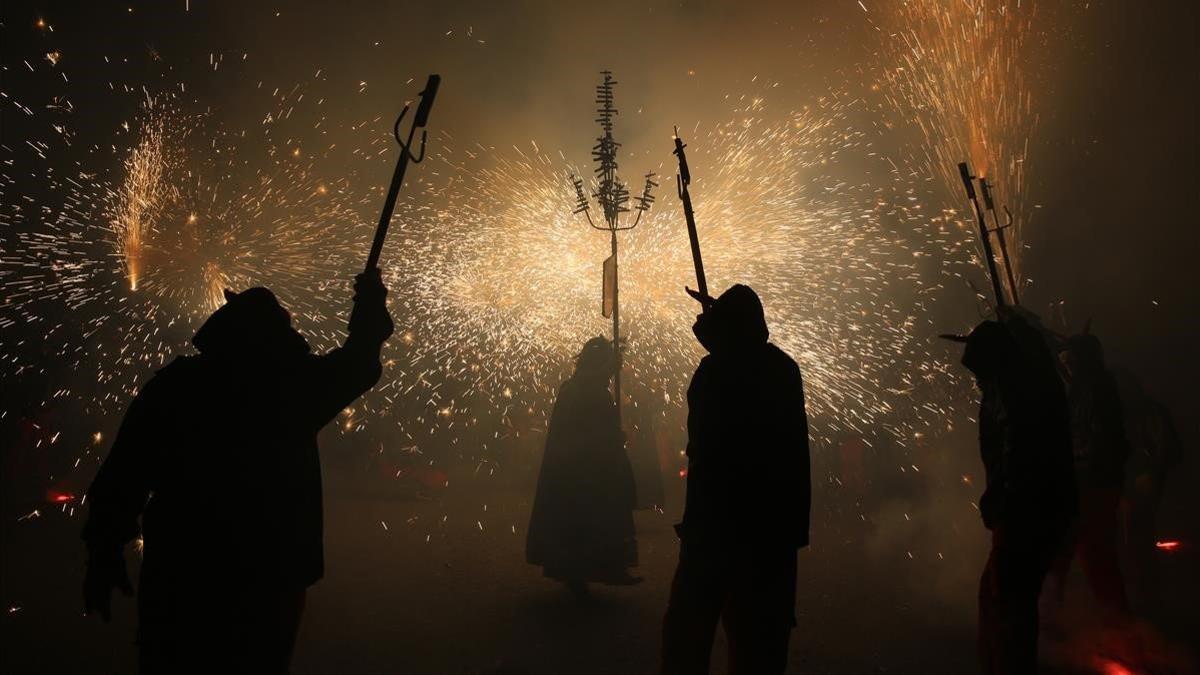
[692,353,718,377]
[765,343,802,374]
[149,355,202,385]
[557,374,587,400]
[134,355,205,403]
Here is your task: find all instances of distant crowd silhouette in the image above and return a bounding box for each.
[82,265,1175,674]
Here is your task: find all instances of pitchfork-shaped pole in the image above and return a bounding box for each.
[365,74,441,272]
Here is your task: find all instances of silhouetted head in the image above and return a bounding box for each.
[692,284,769,354]
[575,335,615,380]
[192,287,310,360]
[959,320,1017,381]
[1060,332,1105,380]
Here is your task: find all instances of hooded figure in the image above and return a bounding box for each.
[1045,331,1133,623]
[662,284,810,675]
[957,312,1075,675]
[526,336,639,594]
[1112,368,1182,608]
[1060,333,1131,488]
[82,270,393,675]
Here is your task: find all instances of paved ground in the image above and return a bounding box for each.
[2,442,1196,674]
[295,479,981,675]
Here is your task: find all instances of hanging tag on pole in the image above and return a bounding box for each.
[602,254,616,318]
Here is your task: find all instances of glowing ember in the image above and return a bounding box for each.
[1092,657,1136,675]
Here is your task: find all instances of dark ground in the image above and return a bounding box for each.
[2,426,1197,675]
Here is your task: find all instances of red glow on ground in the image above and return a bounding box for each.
[1094,659,1134,675]
[1155,540,1180,551]
[47,491,75,504]
[678,468,687,479]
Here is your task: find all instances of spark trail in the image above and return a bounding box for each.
[381,96,958,446]
[2,45,968,491]
[866,0,1042,284]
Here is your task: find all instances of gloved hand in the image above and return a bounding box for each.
[349,267,395,344]
[84,545,133,622]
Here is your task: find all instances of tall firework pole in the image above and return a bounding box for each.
[569,71,656,428]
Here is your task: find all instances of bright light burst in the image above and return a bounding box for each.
[110,114,168,292]
[868,0,1041,283]
[1,20,998,479]
[381,95,957,445]
[102,102,368,318]
[2,83,958,448]
[2,83,373,413]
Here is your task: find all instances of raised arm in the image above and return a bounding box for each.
[304,268,394,429]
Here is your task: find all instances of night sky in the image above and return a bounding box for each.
[1,1,1197,673]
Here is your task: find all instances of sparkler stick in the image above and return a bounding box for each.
[979,179,1021,305]
[958,161,1007,308]
[672,127,710,307]
[365,74,441,272]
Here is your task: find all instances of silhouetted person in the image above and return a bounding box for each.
[82,269,393,675]
[661,285,810,675]
[1045,332,1132,620]
[526,336,639,596]
[955,312,1076,675]
[1112,368,1183,609]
